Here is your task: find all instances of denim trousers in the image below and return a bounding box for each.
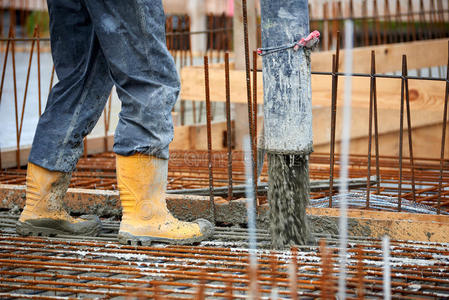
[28,0,180,172]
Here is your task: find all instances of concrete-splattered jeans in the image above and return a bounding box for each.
[28,0,180,172]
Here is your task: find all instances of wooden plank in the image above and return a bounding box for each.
[308,207,449,243]
[180,65,447,110]
[171,111,448,159]
[171,121,233,151]
[310,38,449,73]
[254,38,449,73]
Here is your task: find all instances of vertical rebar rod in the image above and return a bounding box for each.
[437,0,445,39]
[225,279,233,300]
[198,102,203,123]
[180,99,185,126]
[373,53,381,194]
[323,3,329,51]
[356,245,365,299]
[438,43,449,214]
[225,52,233,202]
[430,0,438,40]
[204,56,215,223]
[367,51,375,208]
[103,93,112,152]
[196,269,206,300]
[18,27,37,141]
[216,14,223,62]
[373,0,382,45]
[395,0,402,43]
[398,56,406,212]
[383,0,392,44]
[208,15,213,62]
[242,0,256,208]
[403,56,416,203]
[83,139,87,158]
[0,27,12,106]
[331,3,339,49]
[187,15,193,66]
[37,25,42,116]
[153,281,161,300]
[11,31,20,168]
[362,0,369,46]
[252,50,258,202]
[329,32,341,208]
[418,0,428,41]
[407,0,417,42]
[48,65,55,94]
[177,17,183,67]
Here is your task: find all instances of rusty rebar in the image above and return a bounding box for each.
[36,25,41,116]
[372,0,381,45]
[83,138,88,158]
[398,56,406,212]
[242,0,256,208]
[407,0,417,42]
[48,64,55,94]
[371,65,381,196]
[225,52,233,201]
[367,50,375,208]
[395,0,402,43]
[356,245,365,299]
[18,26,37,143]
[323,3,329,51]
[0,27,12,105]
[438,42,449,214]
[103,93,112,152]
[383,0,392,44]
[204,56,215,223]
[11,29,20,169]
[252,50,258,203]
[329,31,341,207]
[0,27,12,169]
[362,0,369,46]
[403,56,416,203]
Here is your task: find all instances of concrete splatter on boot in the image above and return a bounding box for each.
[16,163,101,237]
[116,154,214,246]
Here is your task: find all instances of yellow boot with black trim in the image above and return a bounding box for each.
[16,163,101,237]
[116,154,214,245]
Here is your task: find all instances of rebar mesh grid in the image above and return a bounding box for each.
[2,151,448,213]
[0,215,448,299]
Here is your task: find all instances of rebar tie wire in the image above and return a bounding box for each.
[256,30,321,56]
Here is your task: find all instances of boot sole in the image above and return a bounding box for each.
[16,218,101,237]
[117,231,210,246]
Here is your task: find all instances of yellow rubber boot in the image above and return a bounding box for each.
[116,154,214,245]
[16,163,101,237]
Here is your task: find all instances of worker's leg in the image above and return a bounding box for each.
[28,0,113,172]
[17,0,109,237]
[83,0,214,244]
[84,0,178,158]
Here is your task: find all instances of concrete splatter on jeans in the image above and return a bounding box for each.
[29,0,179,172]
